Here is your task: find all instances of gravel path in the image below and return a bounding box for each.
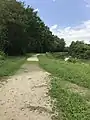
[0,56,52,120]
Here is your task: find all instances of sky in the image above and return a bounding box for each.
[20,0,90,46]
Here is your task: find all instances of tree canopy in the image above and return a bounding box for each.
[0,0,65,55]
[69,41,90,59]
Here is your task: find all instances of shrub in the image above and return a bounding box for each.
[69,41,90,59]
[0,51,6,60]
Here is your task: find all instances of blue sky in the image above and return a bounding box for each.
[20,0,90,45]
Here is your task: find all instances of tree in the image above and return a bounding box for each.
[0,0,27,55]
[0,0,65,55]
[52,36,65,52]
[69,41,90,59]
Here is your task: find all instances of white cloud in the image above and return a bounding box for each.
[50,24,58,31]
[50,20,90,46]
[33,8,39,12]
[84,0,90,7]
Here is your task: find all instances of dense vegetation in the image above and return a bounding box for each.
[39,55,90,120]
[0,0,65,56]
[69,41,90,59]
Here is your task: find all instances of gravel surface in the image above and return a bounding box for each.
[0,56,52,120]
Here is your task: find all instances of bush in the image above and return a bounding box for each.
[0,51,6,60]
[69,41,90,59]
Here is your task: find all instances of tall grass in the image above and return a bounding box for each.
[0,57,25,77]
[39,55,90,89]
[39,55,90,120]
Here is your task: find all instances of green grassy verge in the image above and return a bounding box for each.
[39,55,90,120]
[0,57,25,77]
[39,55,90,89]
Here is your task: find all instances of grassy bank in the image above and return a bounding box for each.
[0,57,25,77]
[39,55,90,120]
[39,55,90,89]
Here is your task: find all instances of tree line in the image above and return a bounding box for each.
[0,0,65,55]
[69,41,90,59]
[0,0,90,59]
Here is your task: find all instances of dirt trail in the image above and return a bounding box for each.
[0,56,52,120]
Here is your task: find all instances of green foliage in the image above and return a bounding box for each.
[64,46,69,52]
[52,52,69,59]
[0,0,65,55]
[0,51,5,56]
[39,55,90,120]
[69,41,90,59]
[52,37,65,52]
[0,55,5,60]
[0,51,6,60]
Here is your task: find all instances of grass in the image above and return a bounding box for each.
[39,55,90,120]
[0,56,25,77]
[39,55,90,89]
